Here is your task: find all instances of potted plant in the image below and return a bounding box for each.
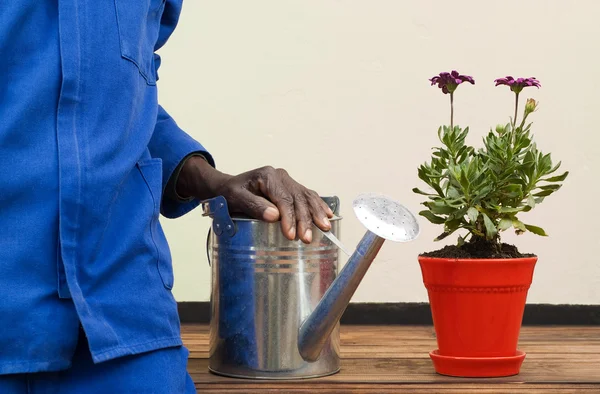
[414,71,568,377]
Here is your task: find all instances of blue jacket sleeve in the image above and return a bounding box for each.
[148,106,215,219]
[147,0,215,219]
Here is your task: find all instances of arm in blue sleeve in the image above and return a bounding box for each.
[148,0,215,218]
[147,106,215,219]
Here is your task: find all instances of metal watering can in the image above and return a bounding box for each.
[202,194,419,379]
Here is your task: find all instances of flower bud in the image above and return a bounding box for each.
[525,98,538,114]
[495,124,506,134]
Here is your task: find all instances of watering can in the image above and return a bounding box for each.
[202,193,419,379]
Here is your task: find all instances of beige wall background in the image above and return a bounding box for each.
[157,0,599,304]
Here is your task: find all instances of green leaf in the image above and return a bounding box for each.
[457,235,465,247]
[417,166,429,182]
[444,197,465,208]
[500,207,522,213]
[522,150,536,178]
[534,190,555,197]
[445,218,463,232]
[413,188,435,196]
[475,185,493,199]
[516,137,531,151]
[539,184,561,191]
[503,184,523,193]
[442,126,451,146]
[527,195,535,208]
[435,228,458,241]
[543,171,569,182]
[546,161,562,175]
[434,232,450,241]
[467,207,479,223]
[513,219,527,233]
[425,201,456,215]
[499,218,513,231]
[419,210,446,224]
[446,187,461,199]
[482,213,497,239]
[459,166,470,191]
[539,153,552,173]
[430,183,445,198]
[525,224,548,236]
[418,166,444,197]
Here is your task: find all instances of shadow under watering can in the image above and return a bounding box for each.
[203,193,419,379]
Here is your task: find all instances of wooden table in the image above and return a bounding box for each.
[183,325,600,393]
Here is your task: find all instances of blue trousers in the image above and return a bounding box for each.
[0,330,196,394]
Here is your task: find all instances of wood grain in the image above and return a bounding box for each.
[183,324,600,392]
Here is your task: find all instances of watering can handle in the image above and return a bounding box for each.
[202,195,339,267]
[201,196,236,237]
[321,196,340,216]
[202,196,234,267]
[206,227,212,267]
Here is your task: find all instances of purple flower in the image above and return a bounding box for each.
[494,76,541,93]
[430,70,475,94]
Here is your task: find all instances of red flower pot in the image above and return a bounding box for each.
[418,256,537,377]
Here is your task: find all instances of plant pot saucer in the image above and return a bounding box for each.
[429,350,526,378]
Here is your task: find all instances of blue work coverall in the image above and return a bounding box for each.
[1,0,210,391]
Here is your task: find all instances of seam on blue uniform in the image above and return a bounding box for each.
[91,336,182,363]
[137,162,167,288]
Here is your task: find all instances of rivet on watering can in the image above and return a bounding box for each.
[226,225,232,231]
[219,203,224,209]
[216,224,220,229]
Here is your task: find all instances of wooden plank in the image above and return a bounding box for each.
[194,385,600,394]
[181,325,600,343]
[181,324,600,335]
[184,324,600,391]
[187,345,600,360]
[185,353,600,362]
[188,358,600,384]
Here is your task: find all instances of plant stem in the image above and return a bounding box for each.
[513,92,519,130]
[450,92,454,130]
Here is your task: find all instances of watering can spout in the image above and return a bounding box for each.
[298,193,420,362]
[297,231,385,362]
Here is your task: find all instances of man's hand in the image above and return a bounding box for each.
[176,156,334,243]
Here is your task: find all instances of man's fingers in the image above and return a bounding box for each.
[278,196,296,240]
[307,192,332,232]
[232,189,279,222]
[225,166,332,243]
[293,195,314,244]
[256,168,296,240]
[325,201,334,217]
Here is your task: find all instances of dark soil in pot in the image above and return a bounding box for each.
[420,237,536,259]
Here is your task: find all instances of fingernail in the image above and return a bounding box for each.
[288,227,296,239]
[263,207,279,221]
[323,217,331,229]
[304,229,313,243]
